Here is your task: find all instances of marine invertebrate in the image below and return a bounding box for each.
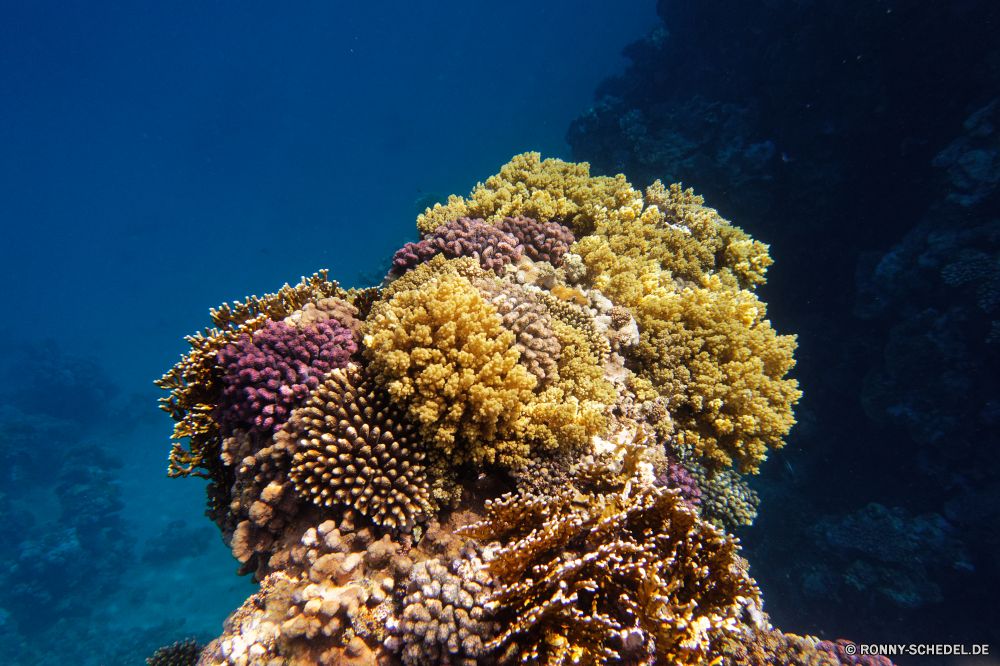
[495,215,576,267]
[214,319,357,438]
[416,152,639,237]
[363,268,537,465]
[635,276,800,473]
[156,271,342,484]
[459,482,765,665]
[472,277,562,385]
[392,217,523,275]
[285,364,430,531]
[285,296,365,344]
[146,638,202,666]
[385,548,499,666]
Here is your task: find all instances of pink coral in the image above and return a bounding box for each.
[214,320,356,437]
[657,457,702,507]
[392,217,523,275]
[495,215,575,267]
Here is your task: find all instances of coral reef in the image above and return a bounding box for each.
[495,215,575,268]
[215,319,357,438]
[415,152,638,237]
[392,217,523,275]
[385,549,499,666]
[152,156,875,666]
[363,267,537,466]
[286,364,430,532]
[146,638,202,666]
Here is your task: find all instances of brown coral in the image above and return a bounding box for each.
[286,364,430,532]
[459,482,765,666]
[472,278,562,386]
[385,547,500,666]
[495,215,576,267]
[285,297,364,345]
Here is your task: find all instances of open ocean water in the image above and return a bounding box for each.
[1,1,997,664]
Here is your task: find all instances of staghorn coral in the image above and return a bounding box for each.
[146,638,202,666]
[459,481,766,666]
[363,268,537,466]
[286,364,430,532]
[495,215,576,267]
[385,547,500,666]
[416,152,639,237]
[392,217,523,275]
[156,271,342,482]
[214,320,357,438]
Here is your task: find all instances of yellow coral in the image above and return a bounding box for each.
[635,276,800,473]
[415,152,639,237]
[363,270,537,466]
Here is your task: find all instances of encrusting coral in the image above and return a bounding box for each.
[153,155,883,666]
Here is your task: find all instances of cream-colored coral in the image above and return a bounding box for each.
[415,152,640,237]
[363,269,537,466]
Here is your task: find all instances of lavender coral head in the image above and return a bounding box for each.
[214,319,356,437]
[392,216,523,275]
[495,215,575,267]
[656,457,702,507]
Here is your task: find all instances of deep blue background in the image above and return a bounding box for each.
[0,2,655,661]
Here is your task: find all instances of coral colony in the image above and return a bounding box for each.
[157,154,888,666]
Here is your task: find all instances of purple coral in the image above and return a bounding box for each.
[495,215,575,267]
[656,457,702,507]
[392,217,523,275]
[214,320,357,437]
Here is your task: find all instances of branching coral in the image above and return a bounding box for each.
[363,268,537,466]
[458,483,765,666]
[495,215,576,267]
[214,319,356,437]
[155,271,343,503]
[392,217,523,275]
[285,364,430,531]
[415,152,639,237]
[635,276,800,473]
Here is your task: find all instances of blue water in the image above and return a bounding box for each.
[3,0,999,663]
[0,1,656,662]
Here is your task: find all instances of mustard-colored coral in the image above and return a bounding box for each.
[515,319,614,456]
[635,276,800,473]
[363,269,537,467]
[415,152,639,237]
